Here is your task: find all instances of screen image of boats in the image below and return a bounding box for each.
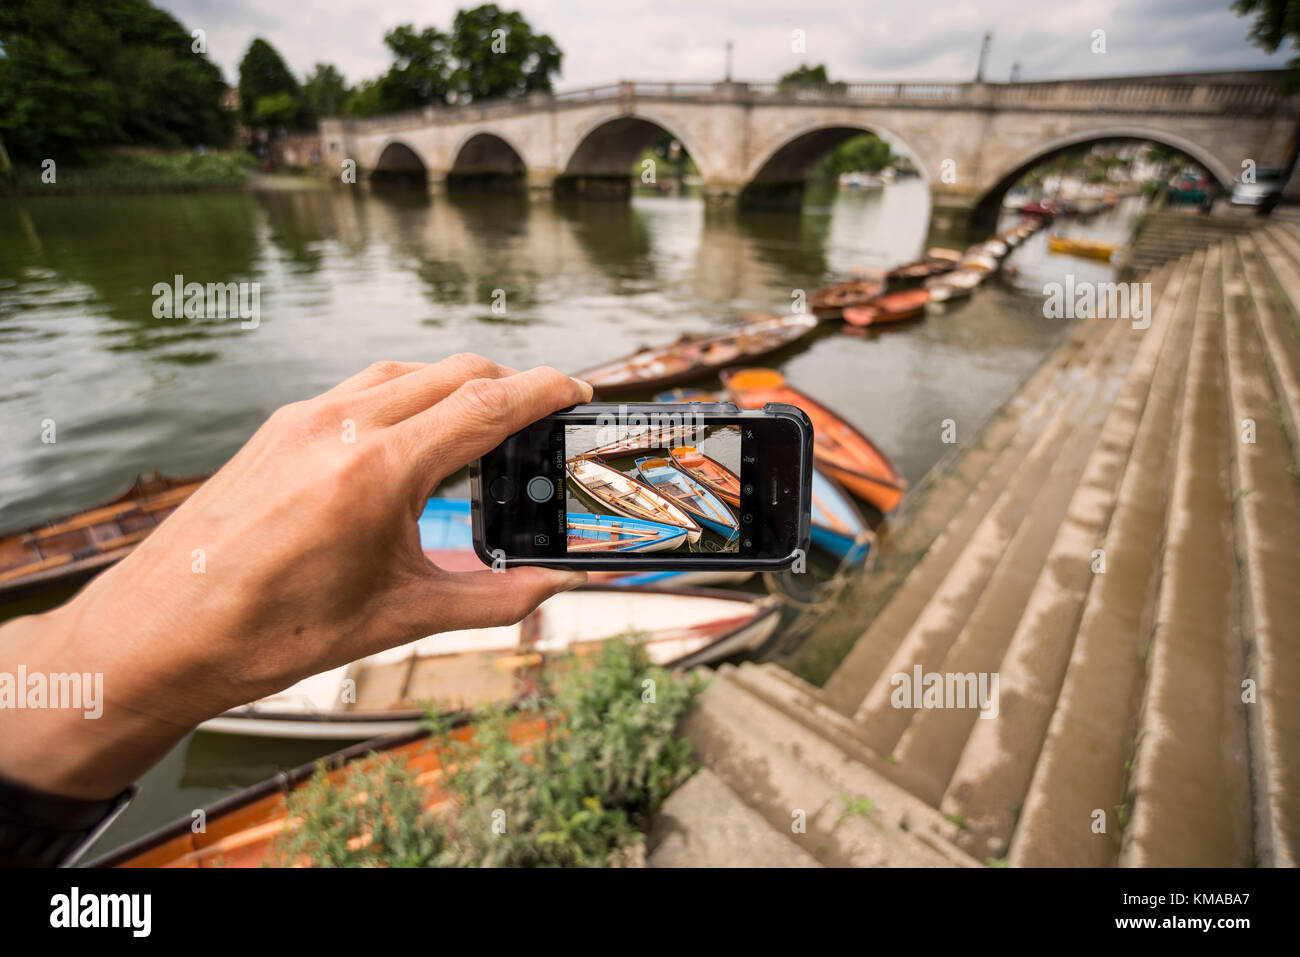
[564,423,744,554]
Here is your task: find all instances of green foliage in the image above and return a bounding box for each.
[254,91,300,132]
[346,7,562,116]
[273,755,447,867]
[778,63,846,93]
[0,0,231,164]
[238,37,301,132]
[1233,0,1300,90]
[449,4,562,101]
[815,133,898,177]
[0,149,254,193]
[301,63,349,119]
[274,639,703,868]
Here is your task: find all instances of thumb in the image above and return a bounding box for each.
[420,566,588,633]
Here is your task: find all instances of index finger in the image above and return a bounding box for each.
[397,366,593,490]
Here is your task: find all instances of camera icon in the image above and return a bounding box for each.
[534,534,550,546]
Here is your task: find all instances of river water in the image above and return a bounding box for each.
[0,178,1137,857]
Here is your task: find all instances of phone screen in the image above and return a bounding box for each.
[564,421,744,555]
[473,405,809,568]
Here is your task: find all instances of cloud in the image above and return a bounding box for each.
[156,0,1291,89]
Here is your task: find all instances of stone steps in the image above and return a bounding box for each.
[815,317,1110,706]
[647,767,822,867]
[850,306,1144,750]
[1220,237,1300,867]
[1119,243,1254,867]
[675,663,979,866]
[905,255,1193,858]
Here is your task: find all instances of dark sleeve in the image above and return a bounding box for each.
[0,772,135,867]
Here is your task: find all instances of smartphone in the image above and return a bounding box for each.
[471,402,813,570]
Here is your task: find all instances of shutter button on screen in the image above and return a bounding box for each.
[526,475,554,503]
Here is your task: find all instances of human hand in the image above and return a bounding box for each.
[0,355,591,799]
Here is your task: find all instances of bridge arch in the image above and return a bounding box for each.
[448,130,527,191]
[557,110,710,197]
[740,119,930,208]
[371,139,428,185]
[971,125,1235,229]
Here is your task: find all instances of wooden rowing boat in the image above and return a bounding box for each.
[198,585,781,739]
[566,457,701,542]
[886,257,956,286]
[634,457,738,540]
[720,367,907,513]
[669,445,741,506]
[0,470,205,602]
[926,247,963,262]
[809,278,886,319]
[566,513,688,552]
[925,268,984,302]
[573,313,818,397]
[94,717,547,867]
[586,423,701,458]
[1046,234,1119,262]
[811,468,874,565]
[842,288,930,327]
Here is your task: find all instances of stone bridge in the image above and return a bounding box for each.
[320,70,1299,227]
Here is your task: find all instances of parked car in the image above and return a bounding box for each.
[1231,168,1286,213]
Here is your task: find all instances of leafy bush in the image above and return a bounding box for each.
[274,639,704,867]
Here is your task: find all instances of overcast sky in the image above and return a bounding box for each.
[157,0,1289,89]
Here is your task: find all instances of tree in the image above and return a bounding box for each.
[0,0,230,163]
[816,134,897,177]
[778,63,845,93]
[238,38,300,131]
[346,25,452,116]
[1234,0,1300,90]
[301,63,349,120]
[449,4,562,101]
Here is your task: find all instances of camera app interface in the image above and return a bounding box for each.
[564,418,743,554]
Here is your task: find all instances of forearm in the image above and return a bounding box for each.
[0,590,203,801]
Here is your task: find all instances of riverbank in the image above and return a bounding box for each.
[656,218,1300,866]
[0,150,257,195]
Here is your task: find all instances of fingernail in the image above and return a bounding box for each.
[570,377,594,401]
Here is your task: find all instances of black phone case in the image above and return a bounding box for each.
[470,402,814,571]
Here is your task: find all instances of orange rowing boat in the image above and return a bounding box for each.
[668,445,742,506]
[842,289,930,327]
[719,368,906,512]
[93,717,547,868]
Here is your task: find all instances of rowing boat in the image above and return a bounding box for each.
[809,277,886,319]
[0,470,205,602]
[95,717,547,867]
[886,258,956,285]
[811,468,874,564]
[926,247,964,262]
[198,585,781,739]
[566,457,701,542]
[634,456,738,540]
[1046,235,1119,262]
[925,268,984,302]
[566,513,688,552]
[585,423,702,458]
[720,367,907,513]
[669,445,741,506]
[959,252,999,273]
[573,313,818,397]
[842,288,930,327]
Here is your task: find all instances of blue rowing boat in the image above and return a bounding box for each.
[633,456,739,541]
[811,468,873,565]
[566,512,689,552]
